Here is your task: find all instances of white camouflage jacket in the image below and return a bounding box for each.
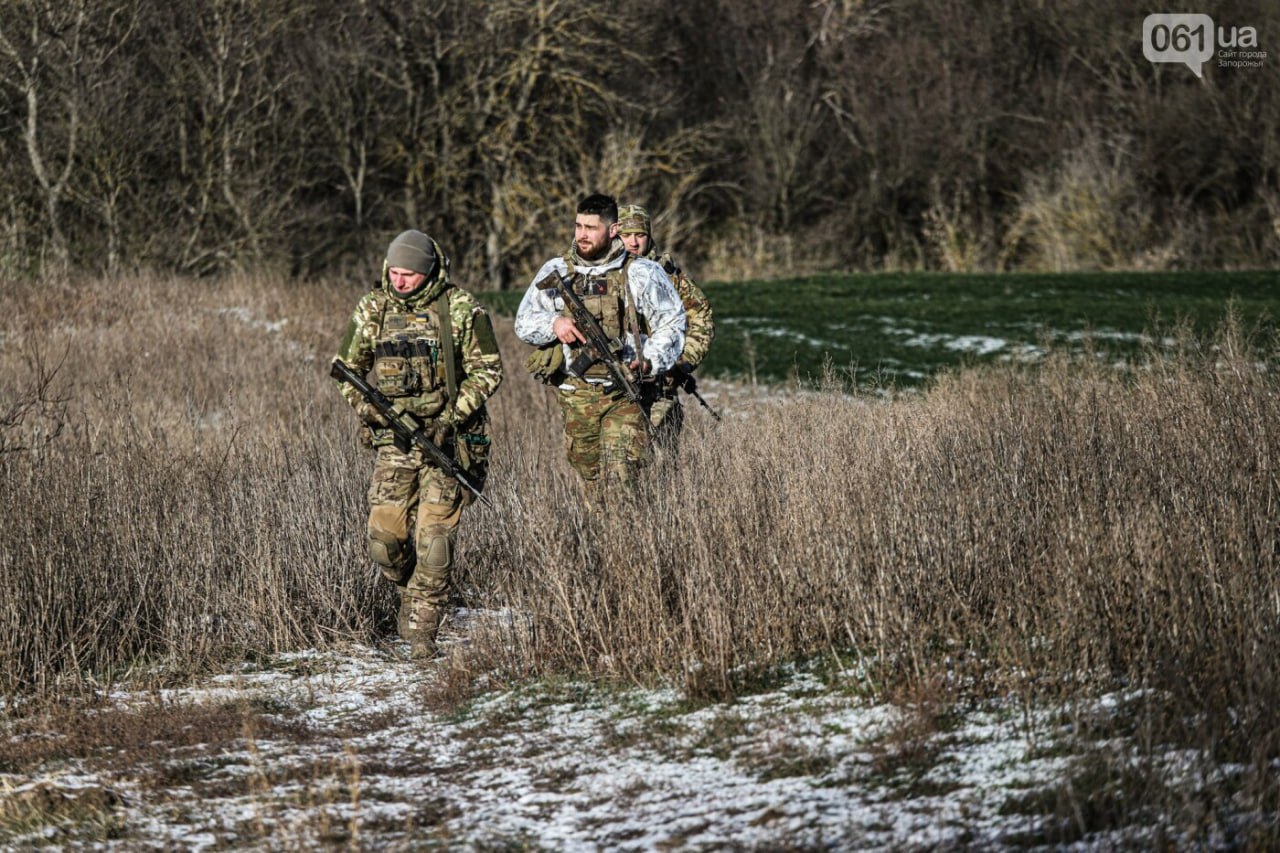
[515,246,686,382]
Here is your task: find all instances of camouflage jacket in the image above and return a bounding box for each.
[644,243,714,369]
[515,239,685,381]
[335,258,503,444]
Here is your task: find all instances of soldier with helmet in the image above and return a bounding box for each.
[617,203,716,445]
[515,193,685,497]
[334,230,503,658]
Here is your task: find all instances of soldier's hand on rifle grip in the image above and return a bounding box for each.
[553,316,587,345]
[432,407,460,446]
[355,401,389,428]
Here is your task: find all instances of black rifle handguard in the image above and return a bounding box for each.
[330,359,492,507]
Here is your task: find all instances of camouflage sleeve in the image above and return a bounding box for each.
[333,291,382,410]
[450,288,504,422]
[674,273,715,369]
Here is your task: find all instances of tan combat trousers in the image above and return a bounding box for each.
[365,445,466,650]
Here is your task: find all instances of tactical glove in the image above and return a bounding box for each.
[432,407,460,446]
[355,401,389,428]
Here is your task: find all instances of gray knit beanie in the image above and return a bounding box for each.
[386,230,437,276]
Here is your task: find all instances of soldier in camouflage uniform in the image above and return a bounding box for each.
[617,204,715,445]
[515,193,685,497]
[334,230,503,657]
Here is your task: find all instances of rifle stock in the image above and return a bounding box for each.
[330,359,491,507]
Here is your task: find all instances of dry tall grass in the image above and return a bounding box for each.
[2,272,1278,834]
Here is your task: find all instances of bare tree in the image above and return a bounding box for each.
[461,0,640,286]
[0,1,90,271]
[149,0,316,273]
[66,3,142,275]
[1,0,1278,276]
[307,11,380,232]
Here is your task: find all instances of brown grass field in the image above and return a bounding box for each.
[2,271,1278,840]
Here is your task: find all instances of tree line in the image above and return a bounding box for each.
[1,0,1277,286]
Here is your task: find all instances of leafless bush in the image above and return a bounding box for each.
[0,344,69,455]
[922,179,999,273]
[1002,134,1165,271]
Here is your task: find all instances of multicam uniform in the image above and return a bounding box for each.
[640,242,714,437]
[335,235,502,653]
[515,238,684,492]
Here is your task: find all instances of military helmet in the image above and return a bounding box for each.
[617,204,650,235]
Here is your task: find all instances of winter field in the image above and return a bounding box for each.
[482,269,1280,387]
[2,270,1279,848]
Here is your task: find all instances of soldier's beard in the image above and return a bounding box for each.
[577,238,607,261]
[571,237,625,268]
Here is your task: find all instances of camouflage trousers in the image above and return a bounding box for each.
[557,381,651,492]
[365,444,469,610]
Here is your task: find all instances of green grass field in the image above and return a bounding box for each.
[479,270,1280,388]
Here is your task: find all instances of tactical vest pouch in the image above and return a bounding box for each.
[524,343,566,385]
[400,388,447,420]
[456,417,491,507]
[373,356,419,396]
[582,293,624,339]
[457,430,491,471]
[409,354,441,391]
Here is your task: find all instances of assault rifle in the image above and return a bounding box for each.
[330,358,491,507]
[669,362,721,421]
[537,267,644,406]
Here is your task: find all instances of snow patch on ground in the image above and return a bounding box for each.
[0,637,1174,850]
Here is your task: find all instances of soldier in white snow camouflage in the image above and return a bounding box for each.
[515,193,685,497]
[334,230,503,657]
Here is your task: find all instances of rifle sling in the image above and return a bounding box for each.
[435,289,459,404]
[433,290,464,464]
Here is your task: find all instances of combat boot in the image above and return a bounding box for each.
[397,595,444,659]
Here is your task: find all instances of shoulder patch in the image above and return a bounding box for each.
[471,309,499,356]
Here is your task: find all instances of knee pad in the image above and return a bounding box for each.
[409,531,452,602]
[422,530,452,574]
[368,529,414,584]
